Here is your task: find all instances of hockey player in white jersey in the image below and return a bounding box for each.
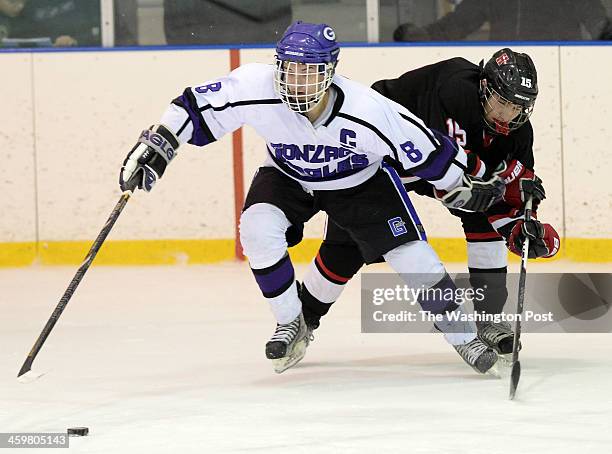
[119,21,505,374]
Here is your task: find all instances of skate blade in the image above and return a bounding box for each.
[485,361,503,378]
[272,337,308,374]
[497,353,513,367]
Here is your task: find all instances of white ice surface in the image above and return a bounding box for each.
[1,261,611,453]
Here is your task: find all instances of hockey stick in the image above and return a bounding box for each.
[509,195,533,400]
[17,186,136,382]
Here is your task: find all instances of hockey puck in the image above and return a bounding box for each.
[67,427,89,437]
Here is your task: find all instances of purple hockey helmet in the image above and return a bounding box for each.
[276,21,340,64]
[274,21,340,113]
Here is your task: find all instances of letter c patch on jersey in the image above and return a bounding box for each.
[340,128,357,148]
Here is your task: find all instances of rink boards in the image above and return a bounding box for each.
[0,45,610,265]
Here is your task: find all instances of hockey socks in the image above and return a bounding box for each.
[301,242,365,328]
[251,254,300,324]
[418,273,478,346]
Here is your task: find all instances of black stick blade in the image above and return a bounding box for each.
[17,357,33,378]
[509,360,521,400]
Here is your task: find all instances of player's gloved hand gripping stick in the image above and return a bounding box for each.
[16,126,178,382]
[494,160,560,259]
[119,125,179,192]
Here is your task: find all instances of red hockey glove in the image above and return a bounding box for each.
[508,219,560,258]
[494,160,546,210]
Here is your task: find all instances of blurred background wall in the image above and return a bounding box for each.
[1,44,610,265]
[0,1,610,265]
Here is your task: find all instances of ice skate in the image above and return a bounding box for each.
[302,308,321,334]
[265,312,309,373]
[301,310,317,345]
[299,284,321,342]
[477,321,521,359]
[453,337,500,375]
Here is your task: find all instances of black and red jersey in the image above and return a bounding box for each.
[372,56,535,177]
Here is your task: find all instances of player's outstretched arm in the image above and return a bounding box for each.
[118,65,261,192]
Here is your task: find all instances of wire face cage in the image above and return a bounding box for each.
[481,83,534,135]
[274,59,335,113]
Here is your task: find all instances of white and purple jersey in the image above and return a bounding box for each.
[160,63,467,191]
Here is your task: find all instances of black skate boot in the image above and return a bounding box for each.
[265,312,309,373]
[302,310,321,333]
[299,285,320,341]
[477,321,520,355]
[298,281,332,341]
[453,337,499,374]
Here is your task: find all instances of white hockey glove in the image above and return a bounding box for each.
[435,174,504,212]
[119,124,180,192]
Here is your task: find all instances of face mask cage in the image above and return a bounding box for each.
[274,58,335,113]
[481,82,534,135]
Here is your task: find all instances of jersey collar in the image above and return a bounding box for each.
[322,83,345,127]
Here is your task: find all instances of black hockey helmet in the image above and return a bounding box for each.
[480,48,538,134]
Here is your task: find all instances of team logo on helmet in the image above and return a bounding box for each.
[495,53,510,66]
[323,26,336,41]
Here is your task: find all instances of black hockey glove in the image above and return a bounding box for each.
[520,177,546,207]
[435,174,504,212]
[285,222,304,248]
[119,124,180,192]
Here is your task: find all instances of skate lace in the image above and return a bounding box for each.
[308,331,315,342]
[457,339,487,365]
[478,322,512,345]
[270,318,300,344]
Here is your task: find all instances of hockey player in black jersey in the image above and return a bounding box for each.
[297,48,561,357]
